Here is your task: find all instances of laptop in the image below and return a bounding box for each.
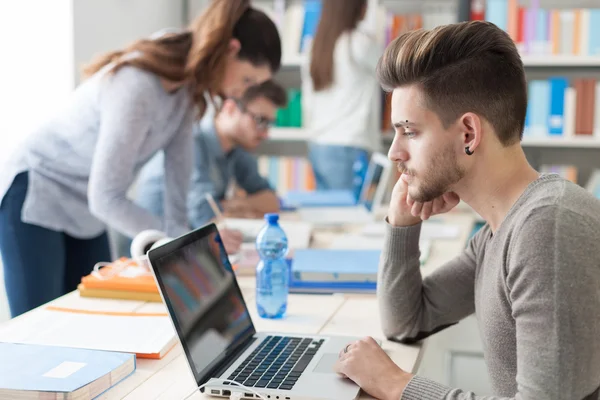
[297,152,394,225]
[147,223,365,400]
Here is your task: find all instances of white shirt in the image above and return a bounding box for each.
[301,29,383,152]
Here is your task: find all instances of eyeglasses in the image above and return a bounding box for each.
[233,99,276,131]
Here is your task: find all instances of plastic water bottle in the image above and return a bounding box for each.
[255,213,289,319]
[352,152,369,201]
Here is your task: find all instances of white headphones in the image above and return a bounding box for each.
[130,229,173,259]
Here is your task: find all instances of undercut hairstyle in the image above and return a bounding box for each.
[376,21,527,146]
[241,80,288,108]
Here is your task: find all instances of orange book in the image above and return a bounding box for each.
[80,258,159,293]
[573,10,582,55]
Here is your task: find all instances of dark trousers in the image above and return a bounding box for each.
[0,172,111,318]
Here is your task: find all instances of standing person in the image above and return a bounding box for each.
[0,0,281,318]
[333,21,600,400]
[113,80,287,258]
[301,0,383,191]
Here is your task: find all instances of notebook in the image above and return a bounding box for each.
[0,307,176,359]
[0,342,135,400]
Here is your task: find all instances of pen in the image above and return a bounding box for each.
[205,192,225,225]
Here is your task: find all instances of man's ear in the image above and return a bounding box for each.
[228,38,241,57]
[459,112,482,153]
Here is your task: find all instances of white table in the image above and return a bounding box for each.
[0,212,475,400]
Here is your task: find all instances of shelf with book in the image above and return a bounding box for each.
[521,136,600,148]
[522,56,600,68]
[517,0,600,8]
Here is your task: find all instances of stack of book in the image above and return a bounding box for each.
[78,258,162,302]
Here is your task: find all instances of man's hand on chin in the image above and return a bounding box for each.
[334,337,413,400]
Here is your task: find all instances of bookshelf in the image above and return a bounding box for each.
[187,0,600,187]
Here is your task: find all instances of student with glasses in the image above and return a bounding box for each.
[116,80,287,257]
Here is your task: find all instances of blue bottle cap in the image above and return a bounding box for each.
[264,213,279,223]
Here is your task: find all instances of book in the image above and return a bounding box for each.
[77,283,162,302]
[291,249,382,283]
[0,342,135,400]
[0,307,176,360]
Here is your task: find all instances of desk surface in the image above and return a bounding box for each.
[0,212,475,400]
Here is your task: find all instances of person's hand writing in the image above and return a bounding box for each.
[334,337,413,400]
[388,173,460,227]
[219,228,243,254]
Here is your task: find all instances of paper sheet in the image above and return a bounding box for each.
[360,221,461,239]
[0,308,176,356]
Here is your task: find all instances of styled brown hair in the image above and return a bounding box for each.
[82,0,281,118]
[377,21,527,146]
[309,0,367,91]
[241,80,288,108]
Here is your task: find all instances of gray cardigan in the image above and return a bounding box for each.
[0,65,194,239]
[378,174,600,399]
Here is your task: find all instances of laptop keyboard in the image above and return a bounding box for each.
[226,336,323,391]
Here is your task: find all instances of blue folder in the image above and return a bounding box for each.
[282,189,358,208]
[291,249,381,283]
[0,342,135,397]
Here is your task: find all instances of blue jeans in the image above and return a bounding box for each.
[0,172,111,318]
[308,144,369,191]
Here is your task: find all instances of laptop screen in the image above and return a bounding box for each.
[360,162,384,211]
[149,224,255,385]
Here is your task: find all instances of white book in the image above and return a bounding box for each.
[563,86,577,138]
[580,9,590,56]
[282,3,304,64]
[560,10,575,55]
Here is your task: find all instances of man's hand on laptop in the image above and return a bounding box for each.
[388,171,460,227]
[219,228,243,254]
[334,336,412,400]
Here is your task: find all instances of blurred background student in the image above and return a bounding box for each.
[115,80,287,257]
[301,0,383,191]
[0,0,281,318]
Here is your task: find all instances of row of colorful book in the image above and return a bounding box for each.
[258,155,316,196]
[524,78,600,138]
[478,0,600,57]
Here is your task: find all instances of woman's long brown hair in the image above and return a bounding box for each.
[82,0,281,118]
[309,0,367,91]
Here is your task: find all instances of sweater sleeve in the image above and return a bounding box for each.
[162,110,193,238]
[378,219,480,342]
[89,67,170,238]
[400,205,600,400]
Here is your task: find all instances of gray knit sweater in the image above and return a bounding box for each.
[378,174,600,400]
[0,65,194,239]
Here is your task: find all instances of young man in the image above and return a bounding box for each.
[334,21,600,400]
[127,80,286,254]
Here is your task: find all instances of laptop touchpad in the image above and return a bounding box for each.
[312,353,339,374]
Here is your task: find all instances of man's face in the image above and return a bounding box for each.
[232,96,277,150]
[388,85,465,203]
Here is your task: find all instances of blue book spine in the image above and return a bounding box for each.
[529,80,550,136]
[486,0,508,31]
[300,0,322,53]
[547,77,568,136]
[589,10,600,56]
[535,9,548,53]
